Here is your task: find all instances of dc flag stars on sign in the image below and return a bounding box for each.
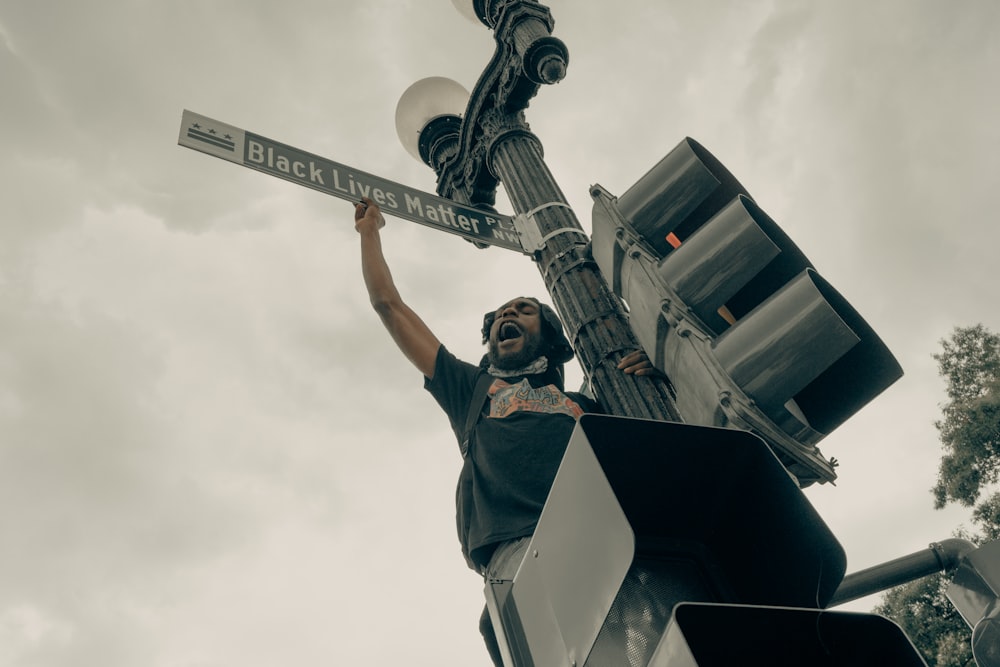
[187,123,235,152]
[180,111,246,161]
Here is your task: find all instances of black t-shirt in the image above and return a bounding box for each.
[425,346,599,570]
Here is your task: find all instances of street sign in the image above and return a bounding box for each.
[177,110,526,253]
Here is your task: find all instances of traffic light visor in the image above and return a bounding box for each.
[649,603,927,666]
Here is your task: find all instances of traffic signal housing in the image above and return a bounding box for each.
[590,137,903,485]
[947,539,1000,667]
[485,416,927,666]
[650,603,926,666]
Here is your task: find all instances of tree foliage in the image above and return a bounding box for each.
[876,326,1000,665]
[971,490,1000,541]
[873,496,1000,667]
[932,325,1000,508]
[874,573,974,667]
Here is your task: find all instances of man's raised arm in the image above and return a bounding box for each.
[355,198,441,379]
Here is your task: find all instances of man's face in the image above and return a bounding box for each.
[487,298,545,370]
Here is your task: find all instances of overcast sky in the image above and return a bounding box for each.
[2,1,999,665]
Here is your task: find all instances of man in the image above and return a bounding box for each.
[353,197,657,664]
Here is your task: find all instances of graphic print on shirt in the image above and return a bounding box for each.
[487,378,586,420]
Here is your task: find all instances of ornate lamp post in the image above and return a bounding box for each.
[395,0,680,422]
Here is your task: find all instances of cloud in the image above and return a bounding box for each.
[0,282,250,665]
[0,1,998,664]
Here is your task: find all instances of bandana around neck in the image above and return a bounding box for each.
[488,356,549,378]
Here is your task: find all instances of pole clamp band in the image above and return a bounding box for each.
[513,202,588,253]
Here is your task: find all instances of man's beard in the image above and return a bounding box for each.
[488,331,545,371]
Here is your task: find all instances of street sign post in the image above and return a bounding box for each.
[177,110,526,253]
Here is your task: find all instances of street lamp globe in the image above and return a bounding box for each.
[395,76,470,165]
[450,0,490,26]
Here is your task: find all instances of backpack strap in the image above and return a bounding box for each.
[460,373,494,459]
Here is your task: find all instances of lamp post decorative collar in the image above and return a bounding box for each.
[437,0,569,210]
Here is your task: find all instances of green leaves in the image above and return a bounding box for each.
[875,574,973,667]
[932,325,1000,508]
[878,325,1000,665]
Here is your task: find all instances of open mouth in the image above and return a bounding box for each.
[498,321,524,342]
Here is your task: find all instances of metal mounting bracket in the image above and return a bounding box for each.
[513,201,588,253]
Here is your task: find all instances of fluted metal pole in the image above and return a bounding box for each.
[489,126,680,421]
[429,0,679,421]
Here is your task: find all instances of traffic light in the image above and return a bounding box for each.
[650,603,926,666]
[590,137,903,485]
[947,539,1000,667]
[484,416,927,666]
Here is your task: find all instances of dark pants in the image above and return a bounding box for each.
[480,605,504,666]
